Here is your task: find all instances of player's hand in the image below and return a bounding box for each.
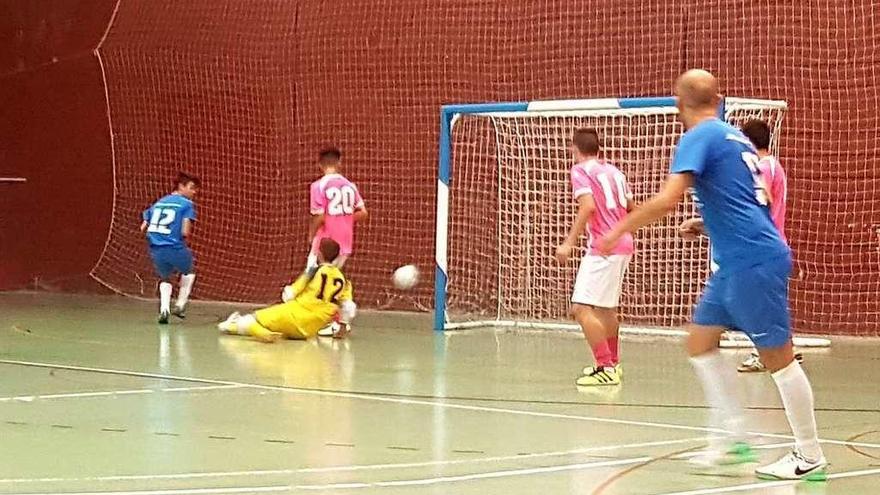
[596,233,620,256]
[678,218,704,241]
[555,243,574,263]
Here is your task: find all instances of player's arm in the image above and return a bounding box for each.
[308,214,324,243]
[556,194,595,263]
[599,173,694,253]
[353,186,368,222]
[281,267,317,302]
[182,219,193,238]
[182,202,197,238]
[307,183,325,244]
[353,206,368,222]
[140,207,151,233]
[600,127,707,254]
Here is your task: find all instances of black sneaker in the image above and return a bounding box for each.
[158,311,170,324]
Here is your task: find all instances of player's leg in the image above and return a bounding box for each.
[572,255,620,386]
[593,307,621,371]
[149,247,174,324]
[728,258,826,480]
[171,247,195,318]
[687,275,753,467]
[218,311,283,343]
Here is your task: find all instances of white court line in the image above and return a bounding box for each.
[0,437,706,484]
[295,457,652,490]
[0,385,241,403]
[0,488,289,495]
[655,466,880,495]
[0,457,652,495]
[1,359,878,450]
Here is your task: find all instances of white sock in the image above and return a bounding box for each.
[690,351,746,443]
[771,360,823,461]
[159,282,173,314]
[176,274,196,308]
[234,314,257,335]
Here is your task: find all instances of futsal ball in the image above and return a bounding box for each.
[392,265,419,290]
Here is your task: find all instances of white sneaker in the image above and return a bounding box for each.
[737,351,766,373]
[317,322,337,337]
[755,450,828,481]
[217,312,241,333]
[582,364,623,378]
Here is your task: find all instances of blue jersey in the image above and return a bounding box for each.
[671,119,789,272]
[143,193,196,248]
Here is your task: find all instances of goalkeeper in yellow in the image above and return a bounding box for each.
[218,238,356,342]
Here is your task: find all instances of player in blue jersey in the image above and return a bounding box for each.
[141,172,200,324]
[599,70,826,480]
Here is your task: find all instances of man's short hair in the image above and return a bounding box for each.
[741,119,772,150]
[319,237,341,263]
[176,172,201,188]
[319,147,342,165]
[572,128,600,155]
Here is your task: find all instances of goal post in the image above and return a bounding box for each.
[434,96,830,348]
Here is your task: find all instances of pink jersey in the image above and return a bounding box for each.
[570,159,634,256]
[309,173,364,255]
[757,155,787,243]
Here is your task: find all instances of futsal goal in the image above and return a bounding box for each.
[434,96,830,348]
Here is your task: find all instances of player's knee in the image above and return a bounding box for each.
[685,324,724,357]
[570,303,592,318]
[756,340,794,372]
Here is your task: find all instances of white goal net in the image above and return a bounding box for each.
[437,98,829,346]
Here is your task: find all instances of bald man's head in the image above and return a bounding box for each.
[674,69,721,128]
[675,69,721,107]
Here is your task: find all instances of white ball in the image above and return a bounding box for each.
[392,264,419,290]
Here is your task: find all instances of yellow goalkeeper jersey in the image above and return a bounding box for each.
[287,264,353,330]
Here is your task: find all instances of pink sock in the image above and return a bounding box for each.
[608,336,620,365]
[590,341,615,368]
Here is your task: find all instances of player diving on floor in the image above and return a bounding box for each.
[218,238,357,342]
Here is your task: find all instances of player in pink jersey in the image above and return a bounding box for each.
[307,147,367,269]
[555,128,634,387]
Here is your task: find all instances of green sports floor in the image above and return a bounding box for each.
[1,292,878,495]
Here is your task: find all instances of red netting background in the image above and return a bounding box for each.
[86,0,880,335]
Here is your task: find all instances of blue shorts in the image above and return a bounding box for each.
[693,254,792,349]
[149,245,194,279]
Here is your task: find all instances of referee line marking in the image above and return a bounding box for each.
[0,437,706,484]
[0,385,241,403]
[655,466,880,495]
[1,359,878,450]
